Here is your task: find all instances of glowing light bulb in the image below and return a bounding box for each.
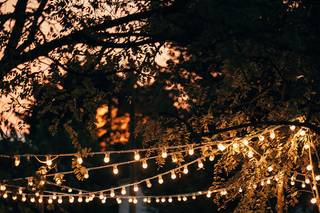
[133,184,139,192]
[168,197,173,202]
[116,198,122,204]
[158,176,164,184]
[198,160,204,169]
[267,179,271,185]
[146,179,152,188]
[52,194,57,200]
[171,154,178,163]
[239,188,243,192]
[183,166,189,174]
[18,188,23,194]
[206,191,211,198]
[300,129,306,136]
[69,196,74,203]
[78,197,83,203]
[192,194,196,200]
[84,172,89,179]
[161,197,166,203]
[304,144,310,149]
[267,166,273,172]
[48,198,53,204]
[121,187,126,195]
[247,150,254,158]
[311,197,317,204]
[188,146,194,156]
[22,196,27,202]
[58,197,63,204]
[302,182,306,188]
[85,197,90,203]
[259,135,265,141]
[128,198,133,203]
[209,154,215,161]
[134,151,140,161]
[30,197,35,203]
[182,196,187,201]
[290,125,296,131]
[35,192,40,197]
[99,193,104,200]
[290,181,295,186]
[161,149,168,159]
[218,144,226,151]
[142,160,148,169]
[68,188,73,193]
[261,180,265,186]
[77,156,83,165]
[14,156,20,167]
[0,185,6,191]
[315,175,320,181]
[307,164,313,171]
[171,171,176,180]
[233,143,239,150]
[133,198,138,204]
[104,153,110,163]
[156,198,160,203]
[110,189,115,197]
[113,165,119,175]
[270,131,275,139]
[46,156,53,166]
[12,195,17,200]
[177,196,181,201]
[305,178,310,184]
[147,198,151,203]
[143,198,148,203]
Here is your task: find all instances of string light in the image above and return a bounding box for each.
[188,146,194,156]
[18,188,23,194]
[30,197,35,203]
[206,191,211,198]
[171,154,178,163]
[77,196,83,203]
[247,150,254,158]
[161,197,166,203]
[142,159,148,169]
[300,129,306,136]
[259,135,265,141]
[306,164,313,171]
[116,198,122,204]
[305,178,310,184]
[209,154,215,161]
[146,179,152,188]
[301,182,306,188]
[217,144,226,151]
[14,156,20,167]
[182,196,187,201]
[21,195,27,202]
[315,175,320,181]
[133,184,139,192]
[0,184,6,191]
[113,165,119,175]
[290,125,296,131]
[3,193,8,199]
[121,187,126,195]
[267,166,273,172]
[104,153,110,163]
[270,131,276,139]
[168,197,173,202]
[75,156,83,165]
[58,196,63,204]
[304,144,310,149]
[84,171,89,179]
[197,159,204,169]
[242,139,249,146]
[52,194,57,200]
[183,166,189,174]
[158,175,164,184]
[68,188,73,193]
[311,198,317,204]
[171,170,177,180]
[69,196,74,203]
[46,156,53,167]
[134,151,140,161]
[133,198,138,204]
[110,189,115,197]
[266,179,271,185]
[48,197,53,204]
[161,148,168,159]
[12,195,17,201]
[239,187,243,192]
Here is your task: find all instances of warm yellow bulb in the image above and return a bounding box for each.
[183,166,189,174]
[146,179,152,188]
[121,187,126,195]
[311,197,317,204]
[14,156,20,167]
[77,156,83,165]
[110,189,115,197]
[307,164,313,171]
[198,160,204,169]
[134,151,140,161]
[104,153,110,163]
[161,149,168,158]
[171,171,176,179]
[270,131,276,139]
[247,150,254,158]
[142,160,148,169]
[113,165,119,175]
[290,125,296,131]
[217,144,226,151]
[158,176,164,184]
[133,184,139,192]
[188,147,194,156]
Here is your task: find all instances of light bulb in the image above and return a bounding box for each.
[206,191,211,198]
[302,182,306,188]
[22,196,27,202]
[146,179,152,188]
[116,198,122,204]
[3,193,8,199]
[307,164,313,171]
[218,144,226,151]
[188,146,194,156]
[267,179,271,185]
[69,196,74,203]
[239,188,243,192]
[18,188,23,194]
[304,144,310,149]
[290,125,296,131]
[158,176,164,184]
[134,151,140,161]
[78,197,83,203]
[85,197,90,203]
[133,184,139,192]
[46,156,52,166]
[14,156,20,167]
[192,194,196,200]
[0,185,6,191]
[171,154,178,163]
[156,198,160,203]
[110,189,115,197]
[259,135,265,141]
[161,197,166,203]
[171,171,176,179]
[261,180,265,186]
[315,175,320,181]
[168,197,173,202]
[121,187,126,195]
[101,198,106,204]
[247,150,254,158]
[147,198,151,203]
[183,166,188,174]
[133,198,138,204]
[209,155,215,161]
[84,172,89,179]
[12,195,17,200]
[233,143,239,150]
[128,198,133,203]
[143,198,148,203]
[30,197,35,203]
[52,194,57,200]
[58,197,63,204]
[177,196,181,201]
[68,188,73,193]
[142,160,148,169]
[161,149,168,158]
[35,192,40,197]
[99,193,104,200]
[267,166,273,172]
[182,196,187,201]
[305,178,310,184]
[198,160,204,169]
[311,197,317,204]
[290,181,295,186]
[104,153,110,163]
[77,156,83,165]
[40,180,45,186]
[48,198,53,204]
[113,165,119,175]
